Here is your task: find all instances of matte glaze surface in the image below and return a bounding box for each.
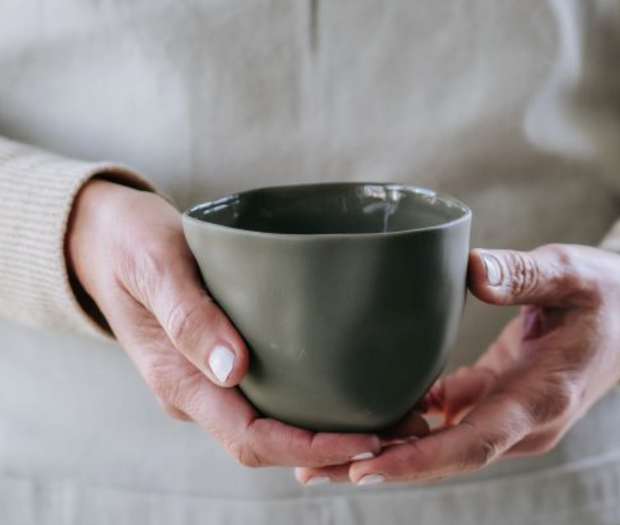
[183,183,471,432]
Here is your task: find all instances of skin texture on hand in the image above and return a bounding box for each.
[67,179,421,468]
[296,244,620,485]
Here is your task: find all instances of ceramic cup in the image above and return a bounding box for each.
[182,182,472,432]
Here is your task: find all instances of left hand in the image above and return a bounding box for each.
[296,244,620,485]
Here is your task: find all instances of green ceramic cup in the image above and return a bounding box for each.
[182,182,472,432]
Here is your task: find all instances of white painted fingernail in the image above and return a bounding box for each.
[209,344,235,383]
[304,476,331,487]
[481,252,502,286]
[349,451,375,461]
[357,474,385,486]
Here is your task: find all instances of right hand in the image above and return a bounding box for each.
[66,179,396,468]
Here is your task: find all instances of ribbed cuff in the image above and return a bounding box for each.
[0,136,163,340]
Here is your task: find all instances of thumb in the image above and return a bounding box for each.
[149,261,250,387]
[468,245,595,308]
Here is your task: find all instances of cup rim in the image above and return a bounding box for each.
[182,181,472,239]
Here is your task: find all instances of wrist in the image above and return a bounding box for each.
[68,178,127,285]
[66,178,146,333]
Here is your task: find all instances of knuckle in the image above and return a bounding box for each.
[460,421,505,471]
[547,244,579,283]
[165,298,207,348]
[141,244,173,276]
[529,438,558,456]
[545,243,583,276]
[519,430,564,457]
[505,250,540,298]
[141,353,195,407]
[542,244,599,302]
[228,441,264,468]
[143,363,173,401]
[158,400,192,422]
[471,437,500,470]
[136,245,173,287]
[526,379,580,424]
[550,386,577,420]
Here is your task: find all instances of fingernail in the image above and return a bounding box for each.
[349,451,375,461]
[380,435,419,446]
[357,474,385,486]
[481,252,502,286]
[209,344,235,383]
[304,476,331,487]
[380,437,408,446]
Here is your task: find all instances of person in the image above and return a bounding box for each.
[1,0,620,523]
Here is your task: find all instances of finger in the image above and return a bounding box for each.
[428,365,500,424]
[117,305,382,469]
[295,464,351,485]
[122,328,259,433]
[425,380,444,411]
[171,374,382,468]
[468,245,598,308]
[424,317,523,428]
[294,434,425,486]
[148,257,249,387]
[347,391,534,483]
[501,419,574,458]
[244,417,383,468]
[425,316,522,418]
[157,399,193,422]
[503,429,556,458]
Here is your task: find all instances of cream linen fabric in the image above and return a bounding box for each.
[1,1,620,524]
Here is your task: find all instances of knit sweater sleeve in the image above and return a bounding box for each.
[0,135,163,341]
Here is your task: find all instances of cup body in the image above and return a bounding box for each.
[183,183,471,432]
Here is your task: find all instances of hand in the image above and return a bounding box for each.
[67,179,387,468]
[295,244,620,484]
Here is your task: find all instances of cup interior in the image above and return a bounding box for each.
[185,183,470,235]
